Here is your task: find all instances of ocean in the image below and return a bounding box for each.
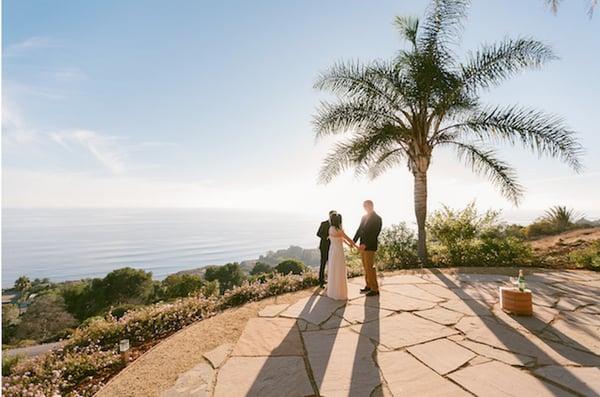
[1,208,317,288]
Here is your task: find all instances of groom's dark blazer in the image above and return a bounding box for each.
[353,212,383,251]
[316,220,331,284]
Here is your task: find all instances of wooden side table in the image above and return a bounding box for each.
[500,287,533,316]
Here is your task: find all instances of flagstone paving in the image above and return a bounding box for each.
[162,269,600,397]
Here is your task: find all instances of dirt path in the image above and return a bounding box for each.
[3,341,66,358]
[529,227,600,250]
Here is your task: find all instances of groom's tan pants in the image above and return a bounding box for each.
[361,250,379,292]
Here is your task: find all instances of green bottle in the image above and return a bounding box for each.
[518,269,525,292]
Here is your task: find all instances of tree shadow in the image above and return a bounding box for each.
[431,270,598,397]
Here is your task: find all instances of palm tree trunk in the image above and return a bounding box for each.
[413,170,428,266]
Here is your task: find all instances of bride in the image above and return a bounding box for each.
[326,213,358,300]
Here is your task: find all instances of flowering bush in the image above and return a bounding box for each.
[2,343,123,397]
[2,271,319,397]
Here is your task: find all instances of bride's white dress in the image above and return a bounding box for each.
[326,226,348,300]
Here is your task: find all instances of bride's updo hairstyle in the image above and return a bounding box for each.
[330,213,343,230]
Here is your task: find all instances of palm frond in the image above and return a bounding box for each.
[314,61,397,106]
[366,149,407,179]
[419,0,469,57]
[444,140,523,204]
[313,100,400,138]
[452,105,583,171]
[394,16,420,48]
[460,38,556,91]
[317,126,407,184]
[318,140,357,184]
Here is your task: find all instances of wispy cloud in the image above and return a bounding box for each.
[51,130,127,174]
[1,100,41,146]
[4,36,61,57]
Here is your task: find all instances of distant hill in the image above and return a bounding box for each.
[575,218,600,227]
[172,245,320,277]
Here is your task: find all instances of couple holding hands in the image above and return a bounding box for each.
[316,200,382,300]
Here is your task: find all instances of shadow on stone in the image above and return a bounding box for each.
[432,270,598,397]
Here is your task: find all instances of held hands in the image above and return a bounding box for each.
[350,243,365,252]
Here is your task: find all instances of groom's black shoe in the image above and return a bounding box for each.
[366,290,380,296]
[360,287,371,293]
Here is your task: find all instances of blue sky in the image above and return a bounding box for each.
[2,0,599,223]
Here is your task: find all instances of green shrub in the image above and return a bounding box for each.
[161,274,204,299]
[204,263,246,293]
[250,261,274,275]
[201,280,220,297]
[15,294,77,343]
[101,267,154,305]
[2,304,20,344]
[428,203,532,267]
[377,223,418,269]
[525,220,562,238]
[275,259,306,275]
[2,354,23,376]
[345,249,364,277]
[61,268,155,321]
[569,241,600,270]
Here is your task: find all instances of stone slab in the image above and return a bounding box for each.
[214,356,313,397]
[441,299,493,316]
[407,338,476,375]
[335,303,394,325]
[416,283,463,300]
[319,314,352,330]
[280,294,346,325]
[534,366,600,397]
[231,317,303,356]
[304,328,381,396]
[455,339,535,367]
[381,283,446,302]
[203,343,233,369]
[358,292,436,312]
[492,304,558,333]
[378,350,470,396]
[556,296,595,311]
[414,307,464,325]
[381,274,431,285]
[161,362,214,397]
[258,304,289,317]
[448,360,576,397]
[544,319,600,355]
[352,312,458,349]
[468,355,492,366]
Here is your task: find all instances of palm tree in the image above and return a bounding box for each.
[543,205,582,230]
[313,0,582,265]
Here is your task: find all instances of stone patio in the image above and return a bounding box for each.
[162,270,600,397]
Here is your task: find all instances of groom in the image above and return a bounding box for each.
[316,210,336,288]
[354,200,382,296]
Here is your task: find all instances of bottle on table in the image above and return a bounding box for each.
[517,269,526,292]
